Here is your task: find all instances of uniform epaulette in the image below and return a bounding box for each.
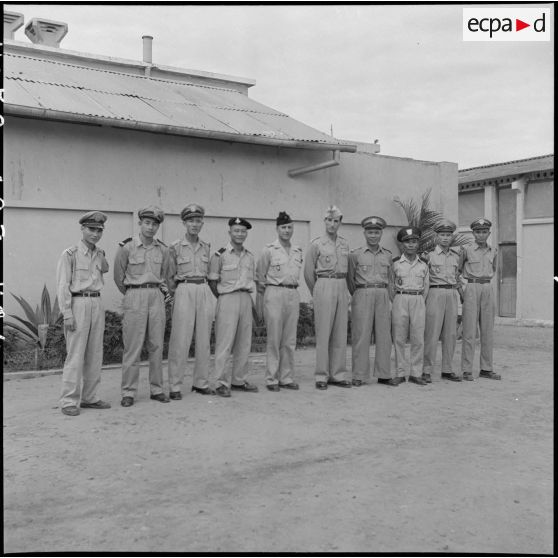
[450,246,461,253]
[392,255,401,262]
[215,247,226,256]
[157,239,167,247]
[119,237,133,247]
[64,246,78,256]
[382,247,392,254]
[419,255,429,264]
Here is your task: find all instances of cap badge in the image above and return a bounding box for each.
[235,218,241,224]
[407,228,412,235]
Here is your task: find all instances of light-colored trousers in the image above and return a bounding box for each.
[392,294,425,377]
[423,288,458,375]
[313,278,349,382]
[461,282,495,374]
[264,286,300,385]
[351,287,392,380]
[60,297,105,409]
[214,291,253,388]
[168,282,214,392]
[121,288,165,398]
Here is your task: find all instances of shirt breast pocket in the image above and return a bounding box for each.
[177,254,193,273]
[221,262,239,281]
[76,262,91,282]
[128,253,146,275]
[468,256,482,274]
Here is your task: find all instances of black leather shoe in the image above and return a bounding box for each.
[315,381,328,390]
[215,385,231,397]
[266,384,280,392]
[378,378,398,387]
[121,397,134,407]
[80,400,111,409]
[352,379,363,386]
[409,376,427,385]
[327,379,352,388]
[422,374,432,383]
[396,377,406,384]
[279,382,299,390]
[169,391,182,400]
[463,373,474,381]
[479,370,501,380]
[191,386,216,395]
[150,393,170,403]
[231,382,259,392]
[442,372,462,382]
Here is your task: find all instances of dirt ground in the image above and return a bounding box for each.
[3,325,553,554]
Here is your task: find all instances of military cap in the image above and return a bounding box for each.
[79,211,107,230]
[361,216,386,230]
[138,205,164,223]
[228,217,252,229]
[434,219,457,233]
[276,211,293,226]
[181,204,205,221]
[470,217,492,230]
[397,226,421,242]
[324,205,343,219]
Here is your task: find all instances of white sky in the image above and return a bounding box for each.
[7,3,554,168]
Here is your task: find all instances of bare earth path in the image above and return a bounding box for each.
[3,325,553,554]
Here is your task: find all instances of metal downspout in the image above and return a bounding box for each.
[288,150,340,178]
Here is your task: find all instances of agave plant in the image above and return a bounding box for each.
[3,285,62,347]
[393,188,470,254]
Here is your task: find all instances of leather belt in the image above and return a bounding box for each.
[429,285,457,289]
[72,292,100,297]
[266,284,298,289]
[355,283,387,289]
[221,289,252,295]
[176,278,207,284]
[467,278,491,284]
[317,273,347,279]
[396,290,423,295]
[126,283,160,289]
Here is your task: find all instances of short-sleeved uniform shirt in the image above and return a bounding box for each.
[425,245,461,286]
[256,240,303,287]
[208,243,256,294]
[304,235,350,291]
[393,254,429,291]
[460,242,497,279]
[347,245,392,292]
[168,237,211,282]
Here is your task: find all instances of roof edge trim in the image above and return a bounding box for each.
[5,104,357,153]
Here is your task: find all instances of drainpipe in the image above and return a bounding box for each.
[142,35,153,76]
[288,150,340,178]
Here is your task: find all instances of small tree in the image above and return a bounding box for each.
[393,188,470,254]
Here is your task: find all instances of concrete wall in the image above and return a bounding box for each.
[521,222,553,321]
[4,116,457,316]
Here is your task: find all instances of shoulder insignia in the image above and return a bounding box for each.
[157,239,167,247]
[392,256,401,262]
[119,237,133,247]
[419,255,429,264]
[450,246,461,254]
[215,247,226,256]
[382,247,392,254]
[64,246,78,256]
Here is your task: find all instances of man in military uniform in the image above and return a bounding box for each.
[304,205,351,390]
[256,211,303,392]
[114,206,171,406]
[423,220,463,383]
[208,217,258,398]
[460,218,500,380]
[392,227,430,385]
[57,211,111,416]
[347,216,397,387]
[166,204,215,399]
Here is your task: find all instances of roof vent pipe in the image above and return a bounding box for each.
[142,35,153,64]
[288,150,341,178]
[25,18,68,47]
[4,11,24,39]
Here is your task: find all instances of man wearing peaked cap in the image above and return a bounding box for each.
[114,205,172,407]
[391,225,430,385]
[347,215,397,387]
[256,211,303,391]
[304,206,351,390]
[423,218,463,384]
[167,203,215,399]
[208,216,258,397]
[56,211,111,416]
[460,216,500,381]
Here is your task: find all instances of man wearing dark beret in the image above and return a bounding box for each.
[256,211,303,391]
[208,217,258,397]
[391,227,430,385]
[166,204,215,399]
[460,218,500,380]
[56,211,111,416]
[114,205,172,407]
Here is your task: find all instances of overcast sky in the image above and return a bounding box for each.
[8,3,554,168]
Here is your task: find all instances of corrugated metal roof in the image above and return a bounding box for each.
[459,154,554,183]
[4,52,356,151]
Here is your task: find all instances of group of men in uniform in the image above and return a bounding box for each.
[56,204,499,416]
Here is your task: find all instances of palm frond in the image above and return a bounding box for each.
[3,320,40,344]
[41,285,52,324]
[10,293,39,324]
[8,315,39,337]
